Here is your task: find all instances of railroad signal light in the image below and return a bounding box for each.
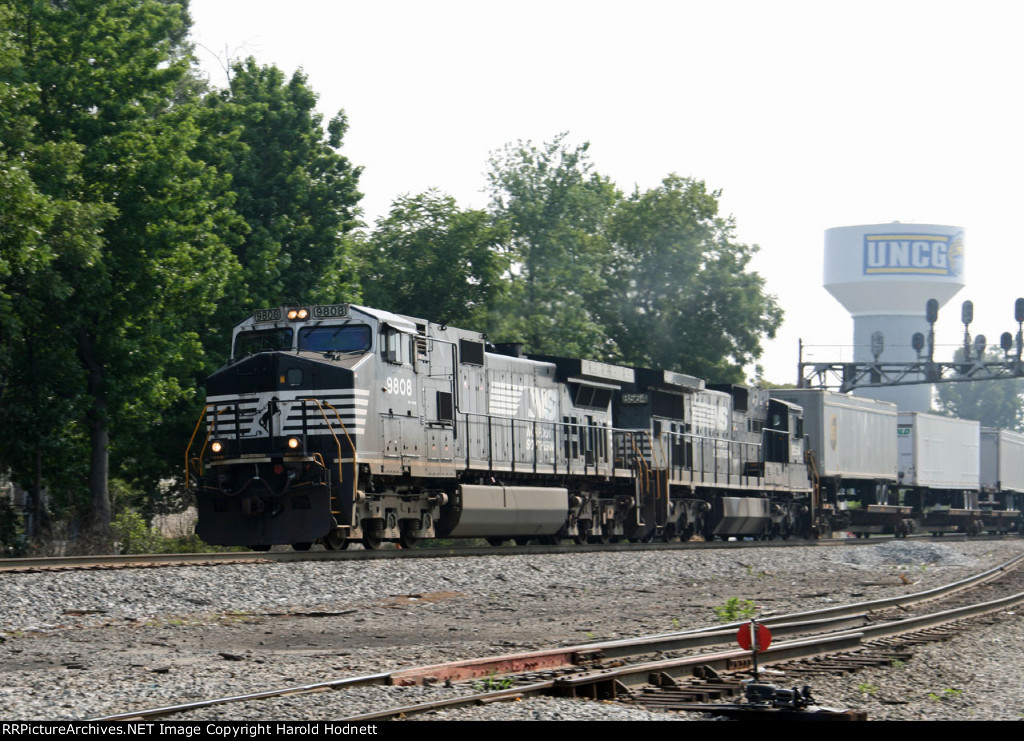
[1002,332,1014,354]
[974,334,986,357]
[926,298,939,324]
[912,332,925,354]
[870,331,884,361]
[961,300,974,326]
[1016,298,1024,324]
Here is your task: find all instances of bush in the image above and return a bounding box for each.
[0,498,28,557]
[112,510,165,554]
[713,597,758,623]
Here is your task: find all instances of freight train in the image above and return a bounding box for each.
[185,304,1023,550]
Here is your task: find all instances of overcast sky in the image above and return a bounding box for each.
[188,0,1024,384]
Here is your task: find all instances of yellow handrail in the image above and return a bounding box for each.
[184,404,232,490]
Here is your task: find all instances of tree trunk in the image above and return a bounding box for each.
[77,328,111,540]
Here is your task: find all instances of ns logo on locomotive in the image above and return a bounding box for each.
[186,303,1021,550]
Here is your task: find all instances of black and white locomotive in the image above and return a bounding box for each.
[186,304,816,549]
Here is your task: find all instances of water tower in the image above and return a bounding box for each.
[824,223,965,411]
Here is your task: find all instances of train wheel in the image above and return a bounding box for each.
[588,529,611,545]
[292,542,312,551]
[573,523,591,545]
[661,524,677,543]
[680,524,695,542]
[640,529,656,543]
[362,530,383,550]
[486,537,505,547]
[399,530,419,549]
[514,537,531,546]
[323,531,349,550]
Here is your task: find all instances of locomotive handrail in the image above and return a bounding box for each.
[458,410,629,478]
[627,432,650,482]
[651,431,667,507]
[628,432,658,529]
[805,448,822,528]
[298,397,357,510]
[184,404,233,489]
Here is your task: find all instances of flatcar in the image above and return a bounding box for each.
[773,390,1023,537]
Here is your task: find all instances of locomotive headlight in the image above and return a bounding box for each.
[286,308,309,321]
[210,440,224,454]
[286,436,302,450]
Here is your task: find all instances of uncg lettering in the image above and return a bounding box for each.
[864,239,949,273]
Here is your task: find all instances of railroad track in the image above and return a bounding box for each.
[89,552,1024,721]
[0,532,994,573]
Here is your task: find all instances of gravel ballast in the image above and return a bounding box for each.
[1,539,1023,721]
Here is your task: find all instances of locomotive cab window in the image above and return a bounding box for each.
[573,384,612,410]
[299,324,371,354]
[234,328,293,358]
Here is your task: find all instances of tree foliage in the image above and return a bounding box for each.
[483,137,781,381]
[359,190,508,326]
[601,175,783,381]
[934,349,1024,431]
[486,134,620,359]
[199,57,363,316]
[1,0,241,538]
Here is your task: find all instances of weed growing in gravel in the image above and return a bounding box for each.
[890,658,905,668]
[712,597,758,623]
[928,688,964,702]
[856,683,878,696]
[473,672,515,692]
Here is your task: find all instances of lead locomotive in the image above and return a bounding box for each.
[186,304,816,549]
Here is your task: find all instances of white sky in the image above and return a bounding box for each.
[188,0,1024,384]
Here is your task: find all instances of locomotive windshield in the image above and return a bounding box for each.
[233,324,373,358]
[234,328,293,357]
[299,324,371,354]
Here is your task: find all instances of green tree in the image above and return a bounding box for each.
[601,175,782,382]
[199,57,363,320]
[2,0,242,540]
[934,348,1024,430]
[486,134,619,358]
[0,3,111,532]
[359,190,508,326]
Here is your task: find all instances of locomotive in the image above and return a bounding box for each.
[186,304,1023,550]
[186,304,814,550]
